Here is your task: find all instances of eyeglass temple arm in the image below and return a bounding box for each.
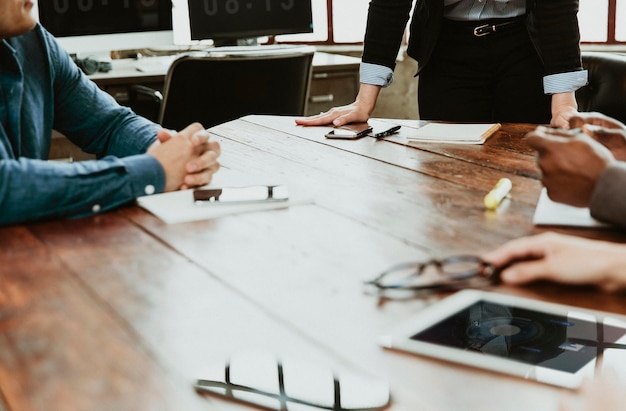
[195,362,347,411]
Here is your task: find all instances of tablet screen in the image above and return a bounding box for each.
[410,299,626,374]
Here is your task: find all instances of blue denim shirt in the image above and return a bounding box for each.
[0,25,165,225]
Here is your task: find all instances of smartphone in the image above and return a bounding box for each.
[193,185,289,204]
[324,123,373,140]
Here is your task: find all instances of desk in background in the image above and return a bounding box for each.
[6,116,626,411]
[50,52,360,161]
[90,51,360,118]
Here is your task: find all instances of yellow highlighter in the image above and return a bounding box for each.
[484,178,512,210]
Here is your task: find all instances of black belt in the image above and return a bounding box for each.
[444,17,526,37]
[472,19,524,37]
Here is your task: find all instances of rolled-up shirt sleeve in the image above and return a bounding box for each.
[360,62,394,88]
[543,70,588,94]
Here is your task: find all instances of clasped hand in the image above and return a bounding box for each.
[148,122,221,192]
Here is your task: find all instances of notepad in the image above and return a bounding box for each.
[406,122,501,144]
[532,188,609,228]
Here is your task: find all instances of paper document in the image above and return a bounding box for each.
[533,188,609,228]
[136,171,314,224]
[137,188,313,224]
[406,122,501,144]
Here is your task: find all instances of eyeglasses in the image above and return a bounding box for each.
[364,255,498,299]
[195,352,391,411]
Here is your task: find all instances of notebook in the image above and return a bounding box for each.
[406,122,501,144]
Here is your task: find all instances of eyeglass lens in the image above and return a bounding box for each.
[367,256,495,297]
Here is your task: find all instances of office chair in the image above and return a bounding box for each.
[576,52,626,124]
[132,46,315,131]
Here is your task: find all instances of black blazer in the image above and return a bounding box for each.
[362,0,583,77]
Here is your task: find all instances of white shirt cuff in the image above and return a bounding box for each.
[360,62,394,88]
[543,70,588,94]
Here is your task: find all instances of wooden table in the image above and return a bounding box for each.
[2,116,626,411]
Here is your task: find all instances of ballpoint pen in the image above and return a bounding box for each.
[372,125,401,139]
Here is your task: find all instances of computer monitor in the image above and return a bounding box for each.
[172,0,313,47]
[33,0,174,57]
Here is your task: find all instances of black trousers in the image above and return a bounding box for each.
[418,18,551,124]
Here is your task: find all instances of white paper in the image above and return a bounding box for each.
[137,190,311,224]
[532,188,609,228]
[136,171,313,224]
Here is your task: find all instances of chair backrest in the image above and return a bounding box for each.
[158,46,315,131]
[576,52,626,124]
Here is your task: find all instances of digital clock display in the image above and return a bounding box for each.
[39,0,172,37]
[197,0,296,15]
[187,0,313,41]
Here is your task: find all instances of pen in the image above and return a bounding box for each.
[484,178,512,210]
[372,125,401,139]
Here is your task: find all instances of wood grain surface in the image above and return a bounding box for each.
[2,116,625,411]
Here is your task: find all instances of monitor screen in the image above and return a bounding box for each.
[33,0,174,56]
[172,0,313,46]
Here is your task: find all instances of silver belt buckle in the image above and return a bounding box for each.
[473,24,492,37]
